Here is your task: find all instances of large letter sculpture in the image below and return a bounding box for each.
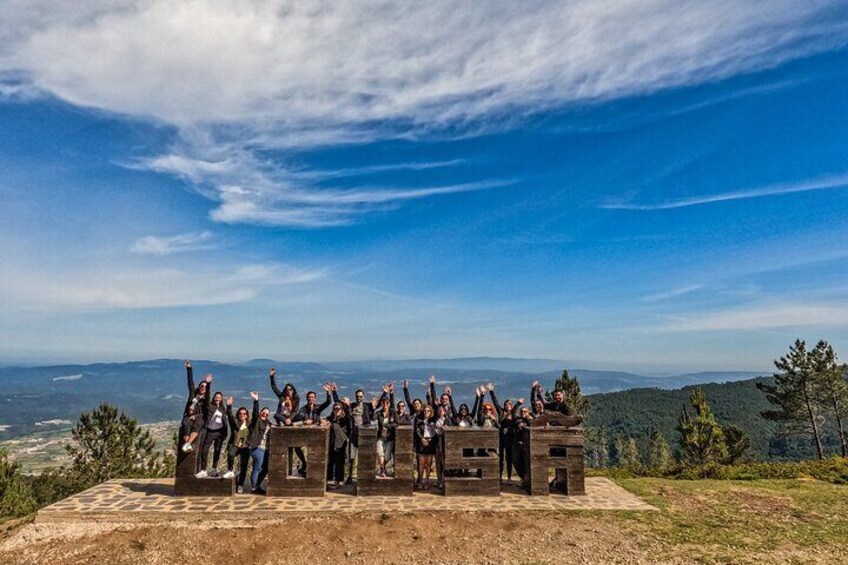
[356,425,414,496]
[174,430,234,496]
[527,412,585,495]
[267,426,329,497]
[442,427,500,496]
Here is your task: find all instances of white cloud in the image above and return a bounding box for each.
[2,1,846,226]
[640,284,705,303]
[602,174,848,210]
[0,263,327,310]
[131,231,215,255]
[665,303,848,331]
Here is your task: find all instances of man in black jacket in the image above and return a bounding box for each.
[532,381,573,416]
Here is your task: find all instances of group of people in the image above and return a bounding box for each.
[179,361,574,494]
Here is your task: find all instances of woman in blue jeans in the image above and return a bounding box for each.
[246,392,272,495]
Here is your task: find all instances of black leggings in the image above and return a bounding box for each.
[200,428,225,470]
[499,437,515,481]
[327,445,347,483]
[228,446,250,487]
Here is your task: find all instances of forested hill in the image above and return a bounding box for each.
[586,376,824,461]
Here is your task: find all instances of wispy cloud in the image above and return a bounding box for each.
[665,302,848,331]
[601,174,848,210]
[3,1,846,227]
[640,284,705,303]
[131,231,215,255]
[1,263,327,310]
[142,150,511,227]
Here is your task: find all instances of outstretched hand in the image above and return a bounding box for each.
[444,386,452,395]
[204,374,213,383]
[250,391,259,401]
[322,383,332,392]
[403,379,409,388]
[226,396,234,406]
[429,375,436,384]
[185,360,191,369]
[388,382,394,392]
[371,398,379,409]
[487,383,495,391]
[518,397,525,404]
[342,397,351,406]
[270,367,276,376]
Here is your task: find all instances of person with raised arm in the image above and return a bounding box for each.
[535,381,573,416]
[269,367,299,425]
[197,390,228,478]
[531,381,546,416]
[325,394,351,488]
[183,360,212,423]
[489,384,523,485]
[476,383,500,429]
[294,384,332,425]
[225,397,250,491]
[246,391,271,495]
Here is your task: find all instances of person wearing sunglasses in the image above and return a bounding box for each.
[225,397,251,492]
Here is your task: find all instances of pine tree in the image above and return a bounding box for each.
[758,339,825,459]
[0,449,37,518]
[677,387,726,465]
[810,340,848,457]
[596,426,610,467]
[621,437,641,468]
[721,425,750,465]
[545,370,590,417]
[585,426,610,467]
[648,429,673,471]
[66,403,170,490]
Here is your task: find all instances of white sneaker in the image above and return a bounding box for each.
[223,470,235,479]
[195,470,207,478]
[236,485,244,494]
[181,443,193,452]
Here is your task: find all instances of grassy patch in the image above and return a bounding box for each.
[609,477,848,562]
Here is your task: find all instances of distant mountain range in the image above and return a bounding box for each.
[0,357,768,440]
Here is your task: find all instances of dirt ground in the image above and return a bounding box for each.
[2,478,846,564]
[0,512,676,565]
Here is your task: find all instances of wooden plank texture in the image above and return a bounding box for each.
[527,426,586,496]
[173,430,234,496]
[266,426,329,497]
[356,425,414,496]
[442,427,500,497]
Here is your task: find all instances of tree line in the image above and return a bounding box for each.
[584,339,847,470]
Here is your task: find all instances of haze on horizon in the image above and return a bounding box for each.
[1,1,847,371]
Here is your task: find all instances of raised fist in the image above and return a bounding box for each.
[429,375,436,384]
[270,367,276,376]
[185,360,192,368]
[250,392,259,401]
[403,379,409,388]
[226,396,234,406]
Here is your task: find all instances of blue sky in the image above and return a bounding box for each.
[1,1,847,371]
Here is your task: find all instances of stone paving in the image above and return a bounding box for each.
[36,477,655,523]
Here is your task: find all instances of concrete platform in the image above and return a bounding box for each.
[36,477,656,523]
